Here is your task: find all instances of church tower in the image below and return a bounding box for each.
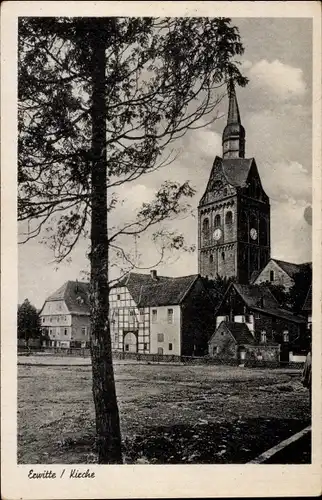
[198,81,271,284]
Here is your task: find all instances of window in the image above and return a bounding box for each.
[209,254,213,263]
[261,331,267,343]
[50,317,52,323]
[269,270,274,282]
[202,218,210,240]
[157,347,164,355]
[57,316,60,322]
[223,188,228,196]
[152,309,157,323]
[245,314,251,323]
[81,327,87,336]
[213,346,220,355]
[255,313,260,319]
[214,214,221,228]
[117,294,120,300]
[42,317,45,323]
[169,343,173,351]
[129,309,135,316]
[221,252,225,261]
[167,308,173,324]
[225,211,233,225]
[125,344,129,352]
[49,328,53,336]
[144,343,148,350]
[157,333,164,343]
[259,218,268,245]
[283,331,289,343]
[139,308,144,316]
[64,329,67,336]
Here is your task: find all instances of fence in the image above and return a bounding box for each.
[17,346,304,368]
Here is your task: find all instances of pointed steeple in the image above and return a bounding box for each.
[222,80,245,159]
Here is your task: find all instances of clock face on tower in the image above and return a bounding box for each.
[250,228,258,240]
[213,228,222,241]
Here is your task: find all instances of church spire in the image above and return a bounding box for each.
[222,79,245,159]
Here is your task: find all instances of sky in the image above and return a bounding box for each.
[18,17,313,308]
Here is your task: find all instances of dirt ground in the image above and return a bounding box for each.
[17,359,311,464]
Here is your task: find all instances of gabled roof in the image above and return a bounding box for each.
[233,283,279,310]
[137,274,199,307]
[45,280,90,315]
[115,272,174,304]
[222,157,253,187]
[223,321,255,345]
[219,283,306,324]
[209,321,255,345]
[273,259,311,279]
[114,272,201,307]
[302,284,312,312]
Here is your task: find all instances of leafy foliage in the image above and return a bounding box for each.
[18,16,247,464]
[17,299,41,341]
[258,282,290,308]
[204,274,236,303]
[288,264,312,314]
[18,16,247,270]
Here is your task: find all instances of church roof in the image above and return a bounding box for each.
[273,259,312,279]
[222,157,253,187]
[227,80,242,125]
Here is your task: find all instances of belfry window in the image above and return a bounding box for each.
[225,211,233,225]
[214,214,221,228]
[202,218,209,240]
[259,218,268,245]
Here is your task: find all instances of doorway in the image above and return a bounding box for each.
[123,331,138,353]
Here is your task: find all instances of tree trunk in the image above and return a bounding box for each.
[89,20,123,464]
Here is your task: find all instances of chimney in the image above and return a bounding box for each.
[150,270,157,280]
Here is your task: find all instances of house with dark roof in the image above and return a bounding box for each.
[214,282,306,362]
[40,280,90,348]
[110,270,216,356]
[251,258,312,292]
[208,321,280,363]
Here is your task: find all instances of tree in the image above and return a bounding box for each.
[18,17,247,463]
[205,274,236,303]
[258,282,290,309]
[288,264,312,314]
[17,299,41,343]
